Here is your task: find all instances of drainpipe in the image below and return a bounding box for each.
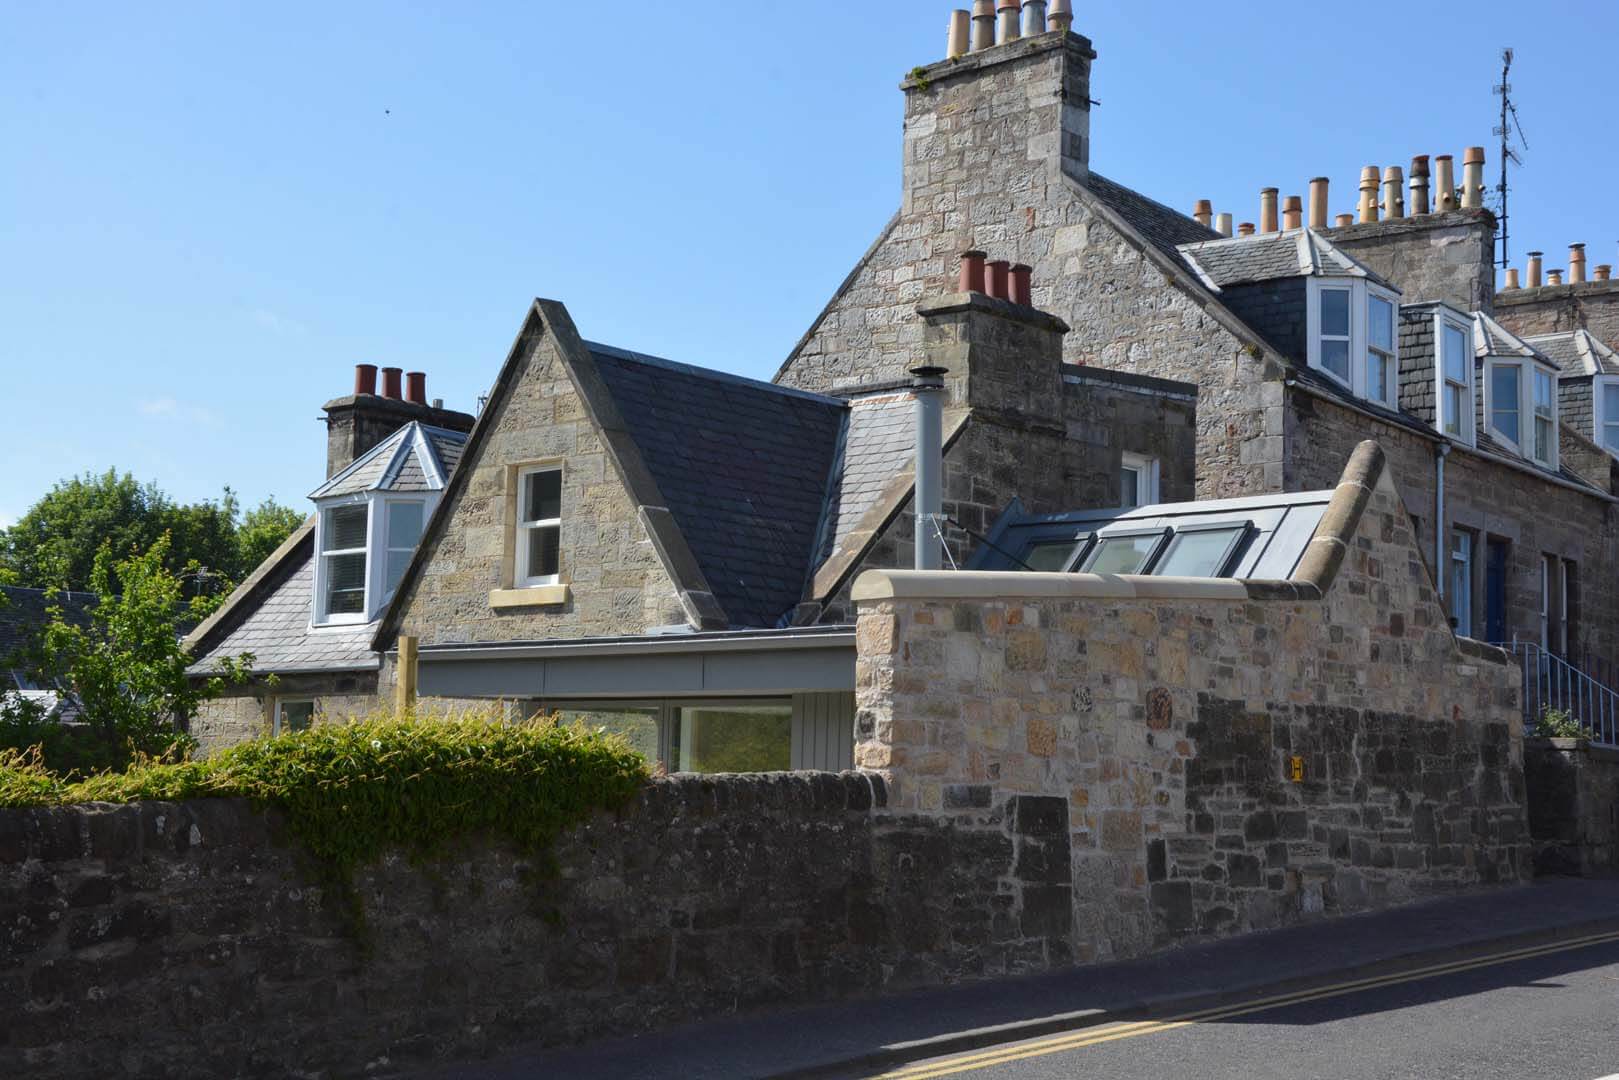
[1435,443,1450,601]
[911,363,948,571]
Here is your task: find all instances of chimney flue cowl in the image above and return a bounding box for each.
[1010,264,1033,306]
[986,259,1011,300]
[1548,270,1564,286]
[381,367,403,399]
[908,362,947,572]
[354,363,378,396]
[1238,222,1255,236]
[1597,265,1613,282]
[1049,0,1073,34]
[958,249,988,294]
[406,371,427,405]
[1335,213,1354,228]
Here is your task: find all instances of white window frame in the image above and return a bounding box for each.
[273,698,317,736]
[1119,453,1160,510]
[374,496,428,608]
[1596,376,1619,457]
[1305,279,1400,405]
[1435,311,1477,446]
[1483,357,1559,469]
[1449,529,1473,638]
[515,464,564,588]
[313,495,373,626]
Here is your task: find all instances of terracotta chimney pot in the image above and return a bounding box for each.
[1504,268,1520,290]
[381,367,403,400]
[1259,188,1279,234]
[354,363,378,396]
[970,0,996,51]
[1192,199,1213,229]
[1527,251,1544,288]
[947,9,970,57]
[996,0,1020,42]
[1238,222,1256,237]
[1434,155,1457,212]
[1569,243,1588,284]
[1382,166,1405,220]
[1597,265,1613,282]
[1010,264,1033,306]
[958,249,988,294]
[1335,213,1354,228]
[986,259,1011,300]
[1358,166,1380,224]
[1048,0,1073,33]
[1548,270,1564,286]
[1462,146,1486,210]
[406,371,427,406]
[1308,178,1329,229]
[1282,195,1303,231]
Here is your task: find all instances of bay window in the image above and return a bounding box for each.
[1307,279,1400,404]
[1484,357,1558,468]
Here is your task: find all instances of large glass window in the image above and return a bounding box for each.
[1442,321,1472,439]
[1083,530,1169,575]
[1155,524,1249,578]
[320,504,369,620]
[1318,287,1352,384]
[516,466,563,586]
[1450,530,1473,637]
[384,501,424,598]
[1532,369,1556,466]
[1021,537,1090,572]
[553,705,662,765]
[1490,361,1522,445]
[1368,295,1395,404]
[673,704,792,774]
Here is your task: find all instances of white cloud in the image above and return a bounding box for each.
[137,398,221,428]
[139,397,178,416]
[249,308,306,336]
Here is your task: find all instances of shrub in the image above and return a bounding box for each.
[1535,707,1586,740]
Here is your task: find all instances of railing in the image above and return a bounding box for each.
[1491,640,1619,747]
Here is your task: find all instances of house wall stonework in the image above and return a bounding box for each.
[190,675,379,756]
[1495,279,1619,344]
[391,331,688,649]
[775,35,1280,502]
[0,777,1073,1079]
[853,455,1528,958]
[1324,211,1497,313]
[1525,739,1619,876]
[1283,388,1619,660]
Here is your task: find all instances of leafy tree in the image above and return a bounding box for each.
[235,498,308,576]
[0,535,252,775]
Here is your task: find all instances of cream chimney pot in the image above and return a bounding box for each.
[1548,270,1564,286]
[1569,243,1588,284]
[1462,146,1486,210]
[947,9,971,57]
[1282,195,1303,231]
[1022,0,1048,35]
[1597,265,1613,282]
[1335,213,1354,228]
[1192,199,1213,228]
[1358,166,1380,224]
[1048,0,1073,33]
[1308,177,1329,229]
[1382,166,1405,220]
[1260,188,1279,234]
[1238,222,1256,236]
[1527,251,1544,288]
[1434,155,1457,212]
[1215,212,1233,238]
[1504,268,1520,290]
[971,0,996,50]
[1409,156,1431,216]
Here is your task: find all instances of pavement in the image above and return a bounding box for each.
[404,878,1619,1080]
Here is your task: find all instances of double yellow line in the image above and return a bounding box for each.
[873,927,1619,1079]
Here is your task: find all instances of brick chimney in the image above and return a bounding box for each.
[322,364,476,478]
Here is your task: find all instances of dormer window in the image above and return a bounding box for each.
[1484,355,1559,468]
[319,502,369,622]
[1597,378,1619,454]
[1436,313,1476,444]
[1307,279,1399,404]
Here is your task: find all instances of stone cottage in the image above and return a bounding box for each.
[778,7,1619,672]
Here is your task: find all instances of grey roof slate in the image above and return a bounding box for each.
[1525,330,1619,377]
[1,586,94,675]
[1177,229,1395,291]
[189,543,378,674]
[818,392,916,564]
[1472,312,1540,360]
[585,342,847,629]
[1081,172,1219,279]
[309,422,466,500]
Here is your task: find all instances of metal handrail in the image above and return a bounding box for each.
[1490,640,1619,747]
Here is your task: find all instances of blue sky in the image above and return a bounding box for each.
[4,1,1616,528]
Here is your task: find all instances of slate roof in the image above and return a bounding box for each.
[585,342,847,629]
[1081,171,1220,278]
[1177,229,1394,291]
[817,392,916,566]
[0,586,95,678]
[1472,312,1542,360]
[309,423,467,500]
[1525,330,1619,378]
[188,540,378,674]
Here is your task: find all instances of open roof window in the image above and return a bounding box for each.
[1018,533,1095,572]
[1153,521,1252,578]
[1079,528,1171,576]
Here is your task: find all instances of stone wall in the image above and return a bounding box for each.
[1495,279,1619,344]
[189,673,379,756]
[1283,386,1619,661]
[1324,211,1497,314]
[0,774,1074,1079]
[1525,738,1619,876]
[853,444,1529,957]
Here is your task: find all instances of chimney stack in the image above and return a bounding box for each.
[1238,222,1255,237]
[1358,167,1380,224]
[946,9,970,57]
[1010,264,1033,306]
[1049,0,1073,33]
[1548,270,1564,286]
[970,0,995,50]
[354,363,378,396]
[1504,268,1520,290]
[1434,155,1457,212]
[1308,177,1329,229]
[1259,188,1279,234]
[909,363,948,571]
[958,249,987,293]
[1461,147,1486,210]
[1335,214,1354,228]
[405,371,427,405]
[1409,155,1431,215]
[324,366,474,479]
[1528,251,1544,288]
[1192,199,1213,229]
[1382,166,1405,220]
[996,0,1020,42]
[1022,0,1049,35]
[1598,265,1613,282]
[381,367,403,399]
[1282,195,1303,231]
[987,259,1011,300]
[1570,243,1588,284]
[1215,212,1233,238]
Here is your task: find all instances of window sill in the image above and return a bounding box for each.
[489,584,571,610]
